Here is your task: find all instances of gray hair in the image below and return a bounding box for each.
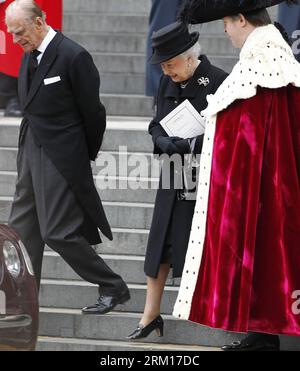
[180,42,202,60]
[6,0,46,24]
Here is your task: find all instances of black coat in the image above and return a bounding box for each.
[144,55,227,278]
[18,31,112,245]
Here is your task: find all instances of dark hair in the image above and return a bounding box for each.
[243,8,272,26]
[231,8,272,26]
[231,8,292,45]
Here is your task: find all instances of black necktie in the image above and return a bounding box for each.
[28,50,41,89]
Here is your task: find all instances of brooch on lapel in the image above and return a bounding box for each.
[197,77,210,87]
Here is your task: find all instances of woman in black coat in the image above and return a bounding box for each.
[127,22,228,340]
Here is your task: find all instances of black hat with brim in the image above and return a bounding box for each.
[150,21,200,65]
[179,0,298,24]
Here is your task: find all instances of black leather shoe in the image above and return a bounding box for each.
[126,315,164,340]
[4,98,22,117]
[82,288,130,315]
[222,333,280,352]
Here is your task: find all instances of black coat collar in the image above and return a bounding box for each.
[163,55,212,99]
[19,31,64,109]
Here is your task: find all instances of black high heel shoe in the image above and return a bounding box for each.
[126,315,164,340]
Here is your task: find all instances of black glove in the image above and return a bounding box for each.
[171,138,191,155]
[155,136,182,155]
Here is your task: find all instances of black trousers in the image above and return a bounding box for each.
[9,126,126,296]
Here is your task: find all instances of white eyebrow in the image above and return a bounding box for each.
[8,27,24,34]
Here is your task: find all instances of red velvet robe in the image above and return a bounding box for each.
[0,0,62,77]
[177,85,300,336]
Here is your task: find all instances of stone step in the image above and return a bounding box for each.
[62,14,229,36]
[38,308,300,350]
[39,308,242,347]
[0,170,158,203]
[0,197,154,229]
[0,144,156,175]
[63,13,150,34]
[63,1,277,20]
[102,118,152,150]
[200,35,238,57]
[0,120,20,148]
[43,228,149,257]
[40,280,179,314]
[64,14,279,40]
[65,32,239,57]
[0,100,153,121]
[101,73,146,95]
[95,53,145,75]
[0,149,17,171]
[37,336,219,351]
[96,228,149,257]
[37,336,218,352]
[93,52,237,75]
[0,224,148,257]
[0,196,12,223]
[0,118,153,151]
[63,0,151,14]
[96,179,158,204]
[0,171,16,197]
[93,151,156,176]
[41,252,160,285]
[66,32,147,54]
[102,94,153,117]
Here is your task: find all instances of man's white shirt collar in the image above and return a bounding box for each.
[36,27,57,64]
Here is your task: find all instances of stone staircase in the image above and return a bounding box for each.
[1,0,299,352]
[62,0,153,117]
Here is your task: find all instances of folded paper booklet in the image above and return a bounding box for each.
[160,99,205,139]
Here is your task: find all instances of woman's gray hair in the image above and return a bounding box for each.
[180,42,202,60]
[6,0,46,24]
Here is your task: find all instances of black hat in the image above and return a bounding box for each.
[179,0,298,24]
[149,21,199,64]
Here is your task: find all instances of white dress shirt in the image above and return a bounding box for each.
[36,27,57,65]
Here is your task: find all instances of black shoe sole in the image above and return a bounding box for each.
[222,345,280,352]
[82,291,131,315]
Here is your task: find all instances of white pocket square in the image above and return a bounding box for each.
[44,76,61,85]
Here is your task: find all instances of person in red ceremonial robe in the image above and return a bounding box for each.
[173,0,300,351]
[0,0,62,116]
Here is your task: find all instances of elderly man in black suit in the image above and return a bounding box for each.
[5,0,130,315]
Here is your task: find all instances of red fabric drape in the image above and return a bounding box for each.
[0,0,63,77]
[189,86,300,336]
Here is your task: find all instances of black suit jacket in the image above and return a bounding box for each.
[18,31,112,243]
